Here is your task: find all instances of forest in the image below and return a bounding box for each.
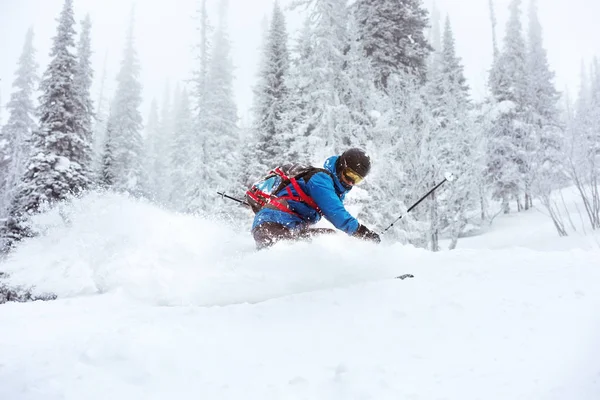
[0,0,598,254]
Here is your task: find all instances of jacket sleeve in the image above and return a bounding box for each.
[305,172,359,235]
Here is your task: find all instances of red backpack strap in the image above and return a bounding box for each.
[288,176,321,214]
[267,167,323,215]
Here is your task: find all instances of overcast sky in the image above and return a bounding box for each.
[1,0,599,125]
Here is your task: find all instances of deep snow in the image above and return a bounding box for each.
[0,191,599,399]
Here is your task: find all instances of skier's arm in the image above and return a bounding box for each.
[305,173,359,234]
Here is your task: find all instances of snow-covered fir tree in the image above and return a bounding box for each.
[428,3,441,54]
[169,87,194,211]
[426,17,479,250]
[92,53,109,172]
[145,82,173,204]
[353,0,432,88]
[157,82,174,201]
[281,16,315,163]
[1,0,92,251]
[525,0,563,200]
[0,28,38,218]
[365,74,434,246]
[487,0,529,213]
[143,98,160,197]
[566,60,600,229]
[285,0,353,162]
[73,14,94,182]
[192,0,239,216]
[488,0,499,58]
[100,111,116,189]
[251,1,291,171]
[184,0,212,212]
[103,10,146,195]
[336,15,380,149]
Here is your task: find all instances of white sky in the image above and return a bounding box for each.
[1,0,599,124]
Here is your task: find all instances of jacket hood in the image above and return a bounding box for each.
[324,155,352,194]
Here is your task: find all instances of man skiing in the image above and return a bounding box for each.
[250,148,381,249]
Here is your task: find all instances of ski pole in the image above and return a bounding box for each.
[216,191,251,207]
[381,172,456,235]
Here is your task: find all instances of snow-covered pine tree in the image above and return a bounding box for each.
[426,17,479,250]
[92,52,109,172]
[566,60,600,229]
[337,15,380,149]
[185,0,212,213]
[196,0,239,216]
[488,0,499,59]
[145,82,173,204]
[281,16,315,164]
[143,98,160,198]
[286,0,352,162]
[1,0,92,251]
[0,28,38,218]
[100,111,116,188]
[251,0,291,171]
[169,88,194,211]
[364,73,435,246]
[104,9,146,195]
[526,0,563,204]
[353,0,432,88]
[73,14,95,182]
[487,0,529,213]
[157,82,174,202]
[193,0,211,121]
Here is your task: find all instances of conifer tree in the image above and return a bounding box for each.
[73,14,94,181]
[488,0,499,58]
[281,16,315,163]
[170,88,193,211]
[100,112,115,188]
[252,1,291,170]
[354,0,432,88]
[2,0,92,250]
[92,53,109,171]
[566,60,600,229]
[526,0,563,203]
[427,17,477,250]
[194,0,211,120]
[286,0,350,162]
[195,0,239,215]
[144,98,160,198]
[487,0,529,213]
[185,0,212,212]
[0,28,38,216]
[145,83,173,203]
[104,9,146,195]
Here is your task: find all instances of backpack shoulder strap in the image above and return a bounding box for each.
[296,167,335,183]
[275,167,337,215]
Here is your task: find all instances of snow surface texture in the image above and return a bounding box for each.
[1,192,599,399]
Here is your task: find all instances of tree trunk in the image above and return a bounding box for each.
[429,191,439,252]
[502,194,510,214]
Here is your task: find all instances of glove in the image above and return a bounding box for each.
[353,224,381,244]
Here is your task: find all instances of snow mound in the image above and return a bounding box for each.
[0,192,411,306]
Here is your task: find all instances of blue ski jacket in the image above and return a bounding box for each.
[251,156,360,235]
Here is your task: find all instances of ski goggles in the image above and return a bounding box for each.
[342,167,364,185]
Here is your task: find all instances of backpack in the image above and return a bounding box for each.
[245,163,334,215]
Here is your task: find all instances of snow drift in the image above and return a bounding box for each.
[0,192,414,306]
[1,192,599,400]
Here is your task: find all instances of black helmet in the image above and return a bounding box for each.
[336,148,371,185]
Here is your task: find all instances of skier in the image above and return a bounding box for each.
[250,148,381,249]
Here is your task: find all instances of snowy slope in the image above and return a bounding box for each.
[0,192,599,400]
